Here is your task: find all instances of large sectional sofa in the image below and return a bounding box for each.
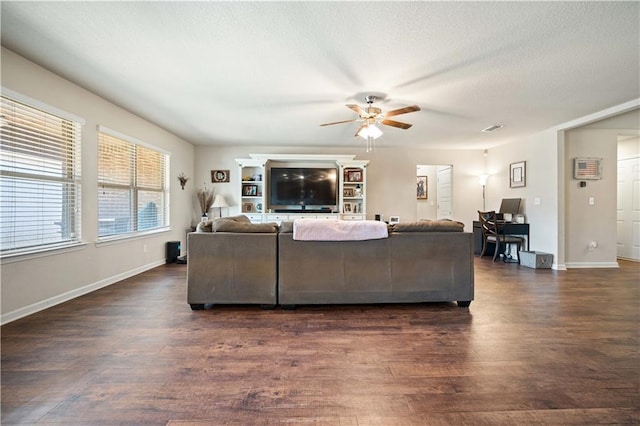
[187,216,474,310]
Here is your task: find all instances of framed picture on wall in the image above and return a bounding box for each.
[510,161,526,188]
[417,176,428,199]
[211,170,230,183]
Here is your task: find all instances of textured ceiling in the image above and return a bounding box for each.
[1,1,638,149]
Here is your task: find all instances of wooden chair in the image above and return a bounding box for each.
[477,210,525,263]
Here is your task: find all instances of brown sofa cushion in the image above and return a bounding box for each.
[197,215,277,233]
[391,219,464,232]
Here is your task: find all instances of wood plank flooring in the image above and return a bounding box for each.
[2,258,639,425]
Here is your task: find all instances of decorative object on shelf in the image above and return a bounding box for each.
[211,170,230,183]
[345,169,363,182]
[211,194,229,217]
[509,161,526,188]
[343,187,355,197]
[344,203,352,213]
[177,172,189,190]
[242,202,254,213]
[197,185,214,221]
[354,184,363,197]
[242,184,258,196]
[417,176,427,199]
[256,202,262,212]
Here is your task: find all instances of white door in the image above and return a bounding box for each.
[617,157,640,261]
[437,166,453,220]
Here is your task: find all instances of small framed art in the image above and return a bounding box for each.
[345,169,363,183]
[211,170,230,183]
[242,184,258,196]
[509,161,526,188]
[417,176,427,199]
[574,157,602,180]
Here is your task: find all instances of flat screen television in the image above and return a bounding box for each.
[269,167,337,212]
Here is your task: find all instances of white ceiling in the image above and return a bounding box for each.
[1,1,638,150]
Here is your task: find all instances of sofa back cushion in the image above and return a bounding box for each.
[391,219,464,233]
[198,215,278,233]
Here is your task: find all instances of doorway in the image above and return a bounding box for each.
[616,154,640,261]
[416,165,453,220]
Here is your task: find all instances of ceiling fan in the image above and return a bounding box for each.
[320,95,421,142]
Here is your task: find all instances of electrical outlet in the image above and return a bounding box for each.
[589,197,595,205]
[143,244,148,253]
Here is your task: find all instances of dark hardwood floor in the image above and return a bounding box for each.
[2,258,639,425]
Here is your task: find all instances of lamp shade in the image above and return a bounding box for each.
[212,194,228,208]
[478,174,489,186]
[357,124,383,140]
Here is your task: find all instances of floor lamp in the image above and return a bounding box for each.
[478,175,488,211]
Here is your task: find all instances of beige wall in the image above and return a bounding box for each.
[1,48,195,323]
[484,128,561,263]
[192,145,486,231]
[563,109,640,267]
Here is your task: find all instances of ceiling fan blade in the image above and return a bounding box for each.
[381,119,413,129]
[320,119,357,127]
[354,124,366,137]
[384,105,421,118]
[346,104,366,116]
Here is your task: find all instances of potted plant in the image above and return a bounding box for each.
[197,186,214,222]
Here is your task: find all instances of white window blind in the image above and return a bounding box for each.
[0,92,83,256]
[97,128,169,238]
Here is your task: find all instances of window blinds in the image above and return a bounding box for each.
[0,93,83,255]
[97,129,169,238]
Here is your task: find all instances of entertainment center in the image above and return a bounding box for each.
[235,154,368,223]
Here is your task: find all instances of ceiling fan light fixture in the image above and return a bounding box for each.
[357,124,383,140]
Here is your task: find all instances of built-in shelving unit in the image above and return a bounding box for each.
[236,159,266,223]
[235,155,368,223]
[338,160,367,221]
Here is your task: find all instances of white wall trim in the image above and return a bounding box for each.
[564,262,620,269]
[556,99,639,132]
[553,263,567,271]
[1,259,166,325]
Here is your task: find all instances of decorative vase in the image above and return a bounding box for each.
[201,213,208,223]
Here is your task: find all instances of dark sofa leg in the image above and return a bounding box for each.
[190,303,205,310]
[281,305,296,310]
[260,304,276,310]
[457,301,471,308]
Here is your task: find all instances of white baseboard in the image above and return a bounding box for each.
[564,261,620,269]
[1,259,166,325]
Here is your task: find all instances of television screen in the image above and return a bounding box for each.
[269,167,337,208]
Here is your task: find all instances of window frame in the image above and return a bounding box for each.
[0,88,85,259]
[97,126,170,242]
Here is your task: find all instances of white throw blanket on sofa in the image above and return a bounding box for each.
[293,219,388,241]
